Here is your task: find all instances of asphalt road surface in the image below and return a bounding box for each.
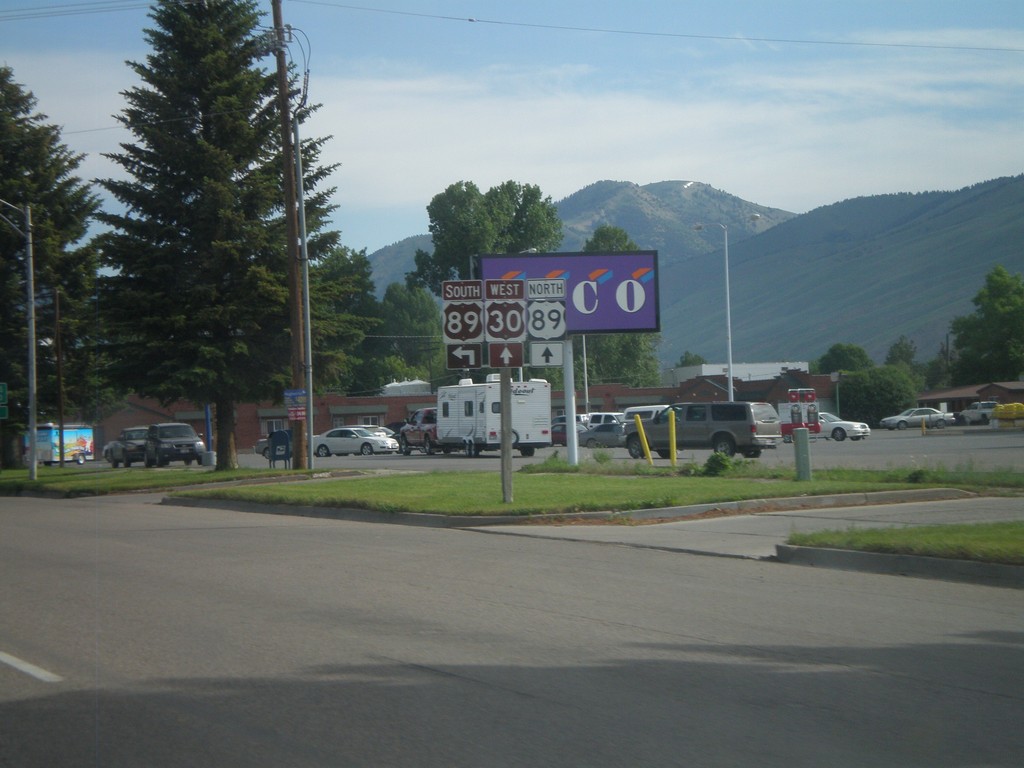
[3,493,1022,767]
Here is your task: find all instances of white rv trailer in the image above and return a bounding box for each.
[436,375,552,456]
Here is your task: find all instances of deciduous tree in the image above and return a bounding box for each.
[407,180,562,295]
[950,265,1024,384]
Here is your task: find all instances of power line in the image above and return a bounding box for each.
[292,0,1024,54]
[0,2,151,22]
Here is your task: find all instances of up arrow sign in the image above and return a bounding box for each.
[498,345,514,366]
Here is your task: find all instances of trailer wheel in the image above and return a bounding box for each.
[519,447,535,457]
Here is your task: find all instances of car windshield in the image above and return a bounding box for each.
[125,429,148,440]
[819,413,837,422]
[159,425,196,438]
[352,428,374,437]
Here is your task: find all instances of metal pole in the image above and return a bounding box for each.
[723,225,734,402]
[563,337,579,466]
[1,200,37,479]
[25,206,37,480]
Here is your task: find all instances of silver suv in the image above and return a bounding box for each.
[625,401,781,459]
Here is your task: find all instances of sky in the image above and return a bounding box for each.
[3,0,1023,254]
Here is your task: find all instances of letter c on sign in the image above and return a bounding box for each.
[616,279,646,314]
[572,281,599,315]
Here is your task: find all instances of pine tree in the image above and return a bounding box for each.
[0,66,100,466]
[97,0,336,468]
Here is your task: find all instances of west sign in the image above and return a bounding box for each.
[477,251,659,334]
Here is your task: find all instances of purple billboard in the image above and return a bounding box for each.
[478,251,659,334]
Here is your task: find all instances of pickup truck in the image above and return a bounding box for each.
[399,408,443,455]
[959,401,997,425]
[103,426,148,467]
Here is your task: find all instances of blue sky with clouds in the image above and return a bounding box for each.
[3,0,1023,252]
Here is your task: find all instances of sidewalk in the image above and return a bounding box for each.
[470,492,1024,588]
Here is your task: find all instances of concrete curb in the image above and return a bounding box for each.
[165,487,975,527]
[776,544,1024,589]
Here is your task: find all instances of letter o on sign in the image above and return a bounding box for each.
[615,279,647,314]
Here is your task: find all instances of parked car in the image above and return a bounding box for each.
[958,401,998,425]
[818,412,870,441]
[551,413,588,427]
[622,405,666,424]
[314,427,399,456]
[103,426,149,467]
[585,412,625,426]
[625,401,781,459]
[144,423,205,466]
[360,425,396,439]
[551,422,586,446]
[878,407,954,430]
[580,421,627,448]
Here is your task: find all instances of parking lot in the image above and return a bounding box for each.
[235,425,1024,473]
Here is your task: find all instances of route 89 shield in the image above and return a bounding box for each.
[443,302,483,342]
[527,300,566,341]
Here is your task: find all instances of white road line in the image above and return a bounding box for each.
[0,651,64,683]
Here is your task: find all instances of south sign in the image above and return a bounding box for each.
[477,251,659,334]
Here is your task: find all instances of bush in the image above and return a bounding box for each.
[703,452,733,476]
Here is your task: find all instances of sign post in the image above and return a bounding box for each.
[484,279,526,503]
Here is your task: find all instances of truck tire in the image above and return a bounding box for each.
[424,435,435,455]
[399,435,412,456]
[626,435,644,459]
[711,433,736,456]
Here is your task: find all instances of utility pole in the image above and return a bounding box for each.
[272,0,306,468]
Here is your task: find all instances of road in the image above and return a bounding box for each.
[236,425,1024,473]
[2,493,1022,766]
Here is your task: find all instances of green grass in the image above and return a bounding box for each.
[788,522,1024,566]
[0,465,303,495]
[171,468,928,517]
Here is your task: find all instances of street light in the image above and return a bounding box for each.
[0,198,37,479]
[693,214,760,402]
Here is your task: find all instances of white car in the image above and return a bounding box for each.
[818,412,870,441]
[313,427,399,456]
[879,407,954,430]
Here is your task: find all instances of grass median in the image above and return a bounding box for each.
[788,522,1024,566]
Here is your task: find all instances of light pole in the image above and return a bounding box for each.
[0,198,37,479]
[693,214,760,402]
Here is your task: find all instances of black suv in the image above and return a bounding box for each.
[144,423,205,466]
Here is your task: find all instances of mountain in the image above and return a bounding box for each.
[365,176,1024,366]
